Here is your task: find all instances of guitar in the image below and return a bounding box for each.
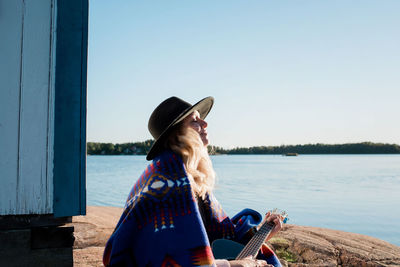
[211,209,288,260]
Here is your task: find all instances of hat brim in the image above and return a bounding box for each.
[146,96,214,160]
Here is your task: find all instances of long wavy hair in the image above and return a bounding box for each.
[164,124,215,199]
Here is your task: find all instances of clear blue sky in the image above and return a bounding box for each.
[87,1,400,148]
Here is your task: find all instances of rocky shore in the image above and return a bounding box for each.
[71,206,400,267]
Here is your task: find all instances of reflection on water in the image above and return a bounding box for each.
[87,154,400,246]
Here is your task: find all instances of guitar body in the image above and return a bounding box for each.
[211,239,244,260]
[212,210,288,260]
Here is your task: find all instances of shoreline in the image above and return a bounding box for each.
[87,141,400,156]
[71,206,400,267]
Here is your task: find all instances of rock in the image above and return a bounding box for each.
[72,207,400,267]
[269,225,400,267]
[70,206,122,266]
[74,247,106,267]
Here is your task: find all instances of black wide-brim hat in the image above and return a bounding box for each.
[146,96,214,160]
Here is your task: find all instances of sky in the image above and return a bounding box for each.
[87,1,400,148]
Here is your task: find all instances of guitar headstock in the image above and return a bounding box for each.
[270,208,289,224]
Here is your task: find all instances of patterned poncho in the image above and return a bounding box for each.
[103,150,281,267]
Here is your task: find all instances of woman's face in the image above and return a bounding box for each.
[183,111,209,146]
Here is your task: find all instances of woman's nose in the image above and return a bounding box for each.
[200,119,208,129]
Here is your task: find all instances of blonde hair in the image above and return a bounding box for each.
[165,125,215,199]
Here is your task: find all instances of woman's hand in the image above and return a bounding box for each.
[259,211,283,241]
[229,257,272,267]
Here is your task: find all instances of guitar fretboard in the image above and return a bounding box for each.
[236,221,275,260]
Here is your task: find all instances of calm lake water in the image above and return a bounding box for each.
[87,154,400,246]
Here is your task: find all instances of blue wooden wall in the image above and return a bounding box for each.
[53,0,88,217]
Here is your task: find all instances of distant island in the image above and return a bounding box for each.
[87,141,400,155]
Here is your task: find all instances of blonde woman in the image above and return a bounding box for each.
[103,97,283,267]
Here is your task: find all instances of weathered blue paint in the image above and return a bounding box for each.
[53,0,88,217]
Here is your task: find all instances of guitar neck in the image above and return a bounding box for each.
[235,221,275,260]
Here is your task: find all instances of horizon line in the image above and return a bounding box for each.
[86,140,400,148]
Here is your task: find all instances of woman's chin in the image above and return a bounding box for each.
[201,137,209,147]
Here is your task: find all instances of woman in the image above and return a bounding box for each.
[103,96,283,267]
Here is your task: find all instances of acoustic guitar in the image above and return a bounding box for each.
[211,209,288,260]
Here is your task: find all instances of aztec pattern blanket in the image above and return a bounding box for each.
[103,150,281,267]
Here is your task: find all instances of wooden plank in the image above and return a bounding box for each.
[31,225,74,249]
[0,215,71,230]
[0,228,73,267]
[17,0,54,214]
[47,0,58,217]
[80,0,89,216]
[0,229,30,250]
[0,1,23,215]
[30,247,73,267]
[53,0,88,217]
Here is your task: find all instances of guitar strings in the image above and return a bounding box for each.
[236,222,275,259]
[237,222,274,259]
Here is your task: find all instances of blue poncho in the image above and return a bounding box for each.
[103,150,281,266]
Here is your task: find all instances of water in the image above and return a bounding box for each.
[87,154,400,246]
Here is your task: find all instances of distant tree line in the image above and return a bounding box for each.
[87,140,154,155]
[87,141,400,155]
[210,142,400,155]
